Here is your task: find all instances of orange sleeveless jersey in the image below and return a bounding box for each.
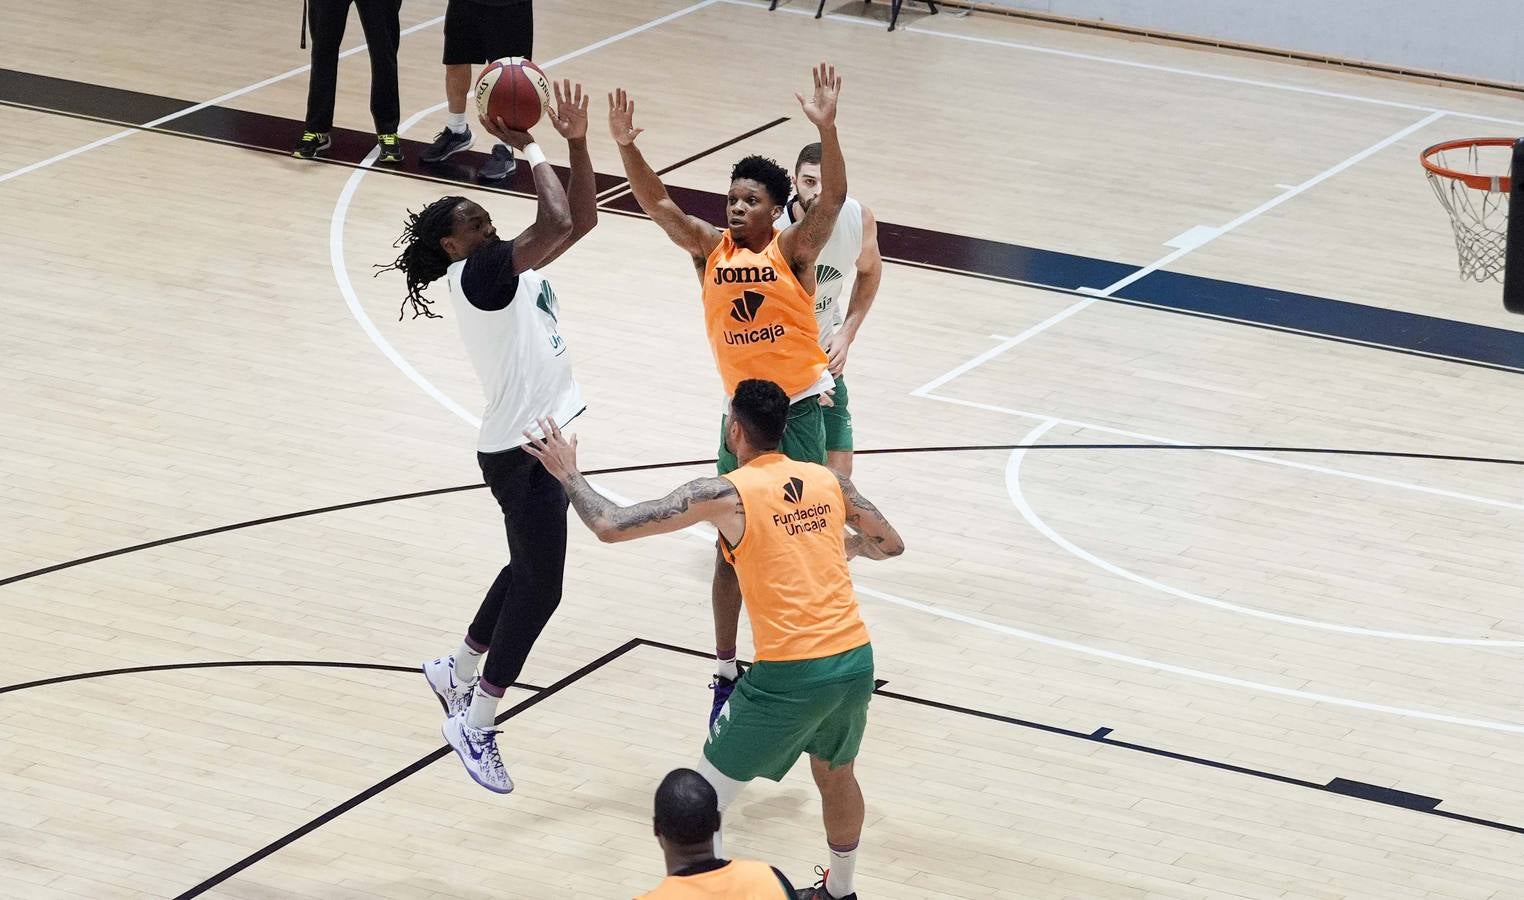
[638,860,786,899]
[701,230,828,397]
[720,454,870,662]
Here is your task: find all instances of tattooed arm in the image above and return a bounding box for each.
[562,473,743,543]
[521,417,745,544]
[836,471,904,560]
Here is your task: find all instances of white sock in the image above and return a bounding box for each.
[466,685,500,730]
[453,642,482,682]
[446,111,468,134]
[696,755,748,861]
[825,843,858,898]
[716,650,739,681]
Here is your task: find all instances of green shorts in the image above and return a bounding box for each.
[823,374,852,453]
[717,396,827,475]
[704,644,874,782]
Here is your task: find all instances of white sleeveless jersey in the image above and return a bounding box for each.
[778,196,863,345]
[447,262,585,453]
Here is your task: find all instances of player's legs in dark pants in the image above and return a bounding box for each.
[302,0,354,132]
[468,447,569,714]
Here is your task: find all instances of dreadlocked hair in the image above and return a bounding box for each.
[375,196,464,320]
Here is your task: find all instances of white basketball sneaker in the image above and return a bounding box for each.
[442,711,514,794]
[421,656,476,718]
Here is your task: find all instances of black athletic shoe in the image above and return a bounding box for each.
[480,144,516,181]
[796,868,856,900]
[292,131,332,159]
[421,126,474,163]
[708,665,743,727]
[376,133,404,165]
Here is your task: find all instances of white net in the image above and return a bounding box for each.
[1425,142,1511,282]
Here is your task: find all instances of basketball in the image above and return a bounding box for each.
[474,57,552,132]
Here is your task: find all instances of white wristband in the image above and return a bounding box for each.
[523,143,547,168]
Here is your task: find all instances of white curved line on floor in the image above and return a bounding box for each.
[852,580,1524,733]
[1006,419,1524,647]
[921,390,1524,515]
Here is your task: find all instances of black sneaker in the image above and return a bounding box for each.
[421,126,474,163]
[709,665,743,727]
[292,131,331,159]
[481,144,516,181]
[376,133,403,165]
[796,868,856,900]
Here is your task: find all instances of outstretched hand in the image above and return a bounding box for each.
[795,62,842,128]
[607,88,644,146]
[548,79,589,141]
[522,417,580,483]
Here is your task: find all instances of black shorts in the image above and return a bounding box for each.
[443,0,534,66]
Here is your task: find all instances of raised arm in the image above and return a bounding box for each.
[835,470,904,560]
[780,63,845,275]
[536,80,597,269]
[478,116,573,274]
[521,418,745,544]
[608,88,722,267]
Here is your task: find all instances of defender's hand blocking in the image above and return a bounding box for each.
[607,89,644,146]
[479,115,535,150]
[549,80,590,141]
[795,62,842,128]
[523,417,579,482]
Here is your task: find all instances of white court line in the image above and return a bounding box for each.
[727,0,1524,127]
[854,581,1524,734]
[920,388,1524,513]
[1006,419,1524,646]
[0,14,448,186]
[899,105,1446,386]
[1095,111,1447,297]
[910,299,1098,397]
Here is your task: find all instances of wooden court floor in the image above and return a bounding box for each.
[3,1,1523,897]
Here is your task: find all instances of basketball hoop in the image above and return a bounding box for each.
[1421,138,1515,282]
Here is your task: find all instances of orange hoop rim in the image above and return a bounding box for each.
[1420,137,1517,192]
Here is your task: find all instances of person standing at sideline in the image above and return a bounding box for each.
[293,0,406,164]
[419,0,535,181]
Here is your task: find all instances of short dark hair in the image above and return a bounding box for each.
[731,379,789,450]
[730,155,791,208]
[653,768,721,845]
[795,142,822,172]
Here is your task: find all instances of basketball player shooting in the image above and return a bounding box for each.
[378,80,598,795]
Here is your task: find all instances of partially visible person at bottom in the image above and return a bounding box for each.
[419,0,535,180]
[377,82,596,794]
[638,768,795,899]
[293,0,405,163]
[525,378,906,900]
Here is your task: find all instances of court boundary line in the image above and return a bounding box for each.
[8,444,1521,590]
[7,73,1519,375]
[0,660,548,697]
[0,14,447,185]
